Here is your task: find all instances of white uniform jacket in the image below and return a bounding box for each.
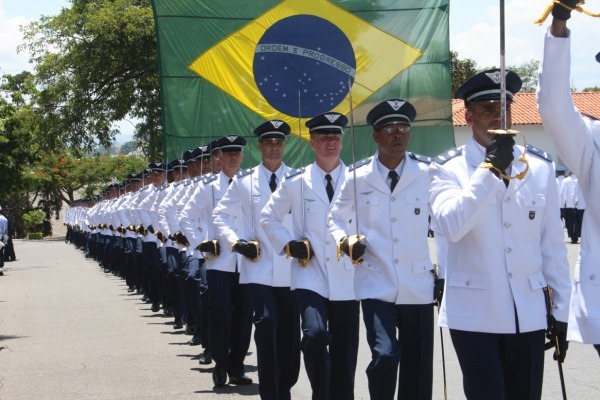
[260,162,355,301]
[179,177,206,259]
[538,29,600,343]
[214,163,293,287]
[429,137,571,334]
[328,154,434,304]
[180,171,240,273]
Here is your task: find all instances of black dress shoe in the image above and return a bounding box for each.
[187,335,201,346]
[228,374,253,385]
[151,304,160,312]
[173,320,183,329]
[212,366,226,387]
[198,349,212,365]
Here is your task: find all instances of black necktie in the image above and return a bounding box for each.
[269,173,277,193]
[228,178,233,186]
[325,174,334,202]
[388,170,399,192]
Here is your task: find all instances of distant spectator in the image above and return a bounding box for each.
[3,207,17,261]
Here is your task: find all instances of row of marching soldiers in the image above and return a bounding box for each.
[64,72,573,399]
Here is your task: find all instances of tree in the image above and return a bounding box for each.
[19,0,162,159]
[119,140,139,155]
[450,51,477,98]
[583,86,600,92]
[25,152,147,203]
[22,209,45,234]
[508,59,540,93]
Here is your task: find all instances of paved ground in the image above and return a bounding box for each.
[0,237,599,399]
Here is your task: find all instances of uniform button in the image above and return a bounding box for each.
[504,222,511,228]
[391,197,396,202]
[505,247,512,254]
[508,273,513,278]
[416,197,420,202]
[366,201,371,205]
[505,197,511,202]
[391,217,397,223]
[393,238,399,243]
[465,280,470,286]
[326,257,330,262]
[591,274,596,281]
[326,240,330,245]
[394,258,398,264]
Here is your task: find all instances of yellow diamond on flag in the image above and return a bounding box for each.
[188,0,423,139]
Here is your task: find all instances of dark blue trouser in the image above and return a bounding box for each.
[295,289,360,400]
[361,300,433,400]
[450,329,545,400]
[165,246,185,322]
[207,269,253,376]
[249,284,301,400]
[142,241,161,307]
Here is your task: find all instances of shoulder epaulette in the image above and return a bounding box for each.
[349,157,372,171]
[409,152,432,164]
[203,174,218,184]
[526,144,553,162]
[284,168,304,180]
[432,147,463,164]
[236,168,255,178]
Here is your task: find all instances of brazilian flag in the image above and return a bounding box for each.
[151,0,453,165]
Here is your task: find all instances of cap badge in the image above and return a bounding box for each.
[485,71,505,84]
[387,100,406,111]
[324,114,341,123]
[270,120,283,128]
[226,135,238,142]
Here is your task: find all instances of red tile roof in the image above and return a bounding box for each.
[452,92,600,126]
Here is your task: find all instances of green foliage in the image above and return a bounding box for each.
[23,209,46,233]
[27,232,43,240]
[507,60,540,93]
[450,51,477,98]
[582,86,600,92]
[19,0,162,157]
[119,141,139,155]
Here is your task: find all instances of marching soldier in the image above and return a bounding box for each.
[180,135,253,387]
[116,173,144,292]
[135,162,167,312]
[328,99,436,400]
[214,120,300,399]
[178,141,222,361]
[156,158,189,328]
[261,112,359,400]
[537,4,600,356]
[429,69,571,399]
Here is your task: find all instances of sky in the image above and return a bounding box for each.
[1,0,599,138]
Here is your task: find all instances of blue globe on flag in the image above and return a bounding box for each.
[253,15,356,118]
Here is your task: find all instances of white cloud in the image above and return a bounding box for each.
[0,11,32,75]
[450,0,599,90]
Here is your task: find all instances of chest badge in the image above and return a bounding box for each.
[414,208,421,215]
[529,211,536,220]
